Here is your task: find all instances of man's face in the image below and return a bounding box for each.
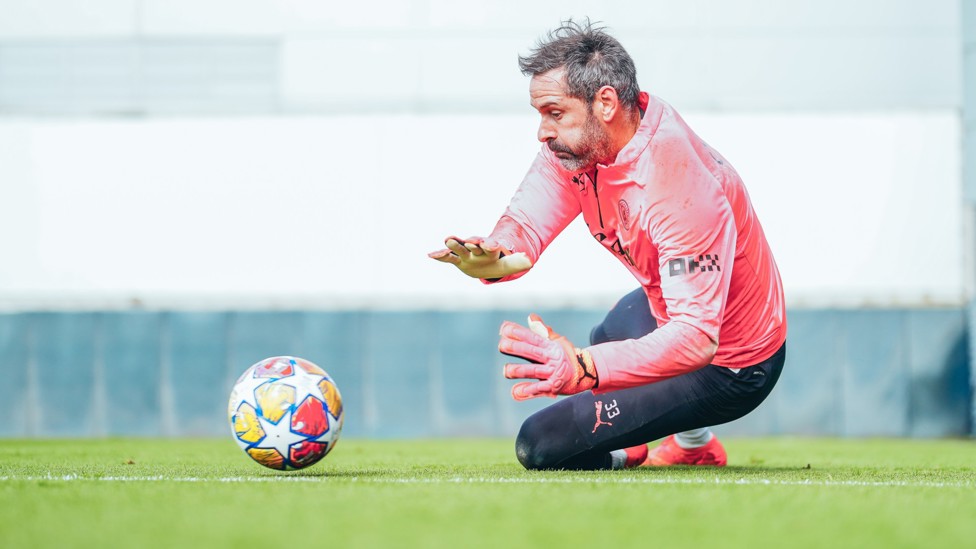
[529,68,613,172]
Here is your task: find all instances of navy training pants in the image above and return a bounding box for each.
[515,288,786,470]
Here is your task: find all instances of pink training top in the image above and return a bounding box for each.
[487,92,787,393]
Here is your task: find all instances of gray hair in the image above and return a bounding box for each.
[518,19,640,112]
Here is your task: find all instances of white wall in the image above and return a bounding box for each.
[0,111,961,308]
[0,0,966,309]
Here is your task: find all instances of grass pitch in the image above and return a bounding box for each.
[1,437,974,548]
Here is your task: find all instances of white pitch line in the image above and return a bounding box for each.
[0,474,972,489]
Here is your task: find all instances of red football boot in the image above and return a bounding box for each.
[643,434,727,466]
[621,444,649,468]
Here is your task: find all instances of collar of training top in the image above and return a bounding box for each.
[596,91,662,173]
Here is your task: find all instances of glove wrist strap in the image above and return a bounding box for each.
[574,348,599,389]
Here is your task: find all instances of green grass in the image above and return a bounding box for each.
[1,437,974,548]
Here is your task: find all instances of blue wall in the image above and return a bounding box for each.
[0,308,970,439]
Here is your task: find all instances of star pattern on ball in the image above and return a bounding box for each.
[228,372,269,415]
[254,410,308,462]
[313,420,339,449]
[286,361,330,406]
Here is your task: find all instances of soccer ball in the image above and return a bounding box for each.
[228,356,344,470]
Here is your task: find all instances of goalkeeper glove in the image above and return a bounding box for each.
[499,314,598,401]
[428,236,532,280]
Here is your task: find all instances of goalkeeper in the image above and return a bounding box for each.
[430,19,786,469]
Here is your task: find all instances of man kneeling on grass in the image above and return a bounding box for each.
[430,19,787,470]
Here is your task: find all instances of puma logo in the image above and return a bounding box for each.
[592,400,613,433]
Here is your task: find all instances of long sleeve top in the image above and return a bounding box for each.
[487,92,787,392]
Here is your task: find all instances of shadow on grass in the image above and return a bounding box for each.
[631,465,816,474]
[266,469,400,479]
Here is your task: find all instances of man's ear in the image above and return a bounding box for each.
[592,86,620,122]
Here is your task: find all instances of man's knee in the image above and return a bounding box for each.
[589,321,610,346]
[515,414,561,470]
[590,288,657,345]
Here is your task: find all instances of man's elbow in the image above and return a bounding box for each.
[675,321,718,366]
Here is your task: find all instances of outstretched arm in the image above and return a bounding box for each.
[428,150,581,283]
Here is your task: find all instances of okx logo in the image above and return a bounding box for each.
[668,254,721,277]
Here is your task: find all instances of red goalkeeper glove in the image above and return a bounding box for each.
[498,314,598,401]
[428,236,532,280]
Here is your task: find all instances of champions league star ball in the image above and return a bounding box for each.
[228,356,344,470]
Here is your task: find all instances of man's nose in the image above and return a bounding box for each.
[537,120,556,143]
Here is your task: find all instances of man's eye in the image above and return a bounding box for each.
[551,112,562,120]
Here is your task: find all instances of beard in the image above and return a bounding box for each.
[548,113,614,172]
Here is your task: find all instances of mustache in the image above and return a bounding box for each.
[547,140,574,155]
